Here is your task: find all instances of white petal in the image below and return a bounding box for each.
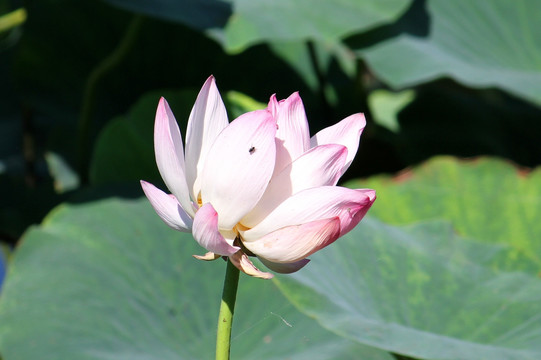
[192,203,240,256]
[154,97,194,217]
[241,144,347,228]
[140,181,192,232]
[271,92,311,174]
[242,186,376,241]
[310,113,366,175]
[185,76,229,201]
[200,110,277,230]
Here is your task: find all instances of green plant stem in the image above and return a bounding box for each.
[77,15,143,185]
[216,259,240,360]
[306,40,332,121]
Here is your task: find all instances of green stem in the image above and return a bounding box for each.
[306,40,332,121]
[216,259,240,360]
[77,15,143,184]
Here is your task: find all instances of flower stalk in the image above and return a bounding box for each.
[216,258,240,360]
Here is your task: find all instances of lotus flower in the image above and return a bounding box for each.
[140,76,375,279]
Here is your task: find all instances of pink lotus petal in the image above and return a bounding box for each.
[140,180,193,232]
[200,110,277,230]
[154,98,194,217]
[185,76,229,201]
[267,94,279,116]
[243,217,340,263]
[271,92,311,174]
[229,251,274,279]
[242,144,347,228]
[243,186,376,241]
[258,258,310,274]
[310,113,366,175]
[144,77,376,276]
[192,203,240,256]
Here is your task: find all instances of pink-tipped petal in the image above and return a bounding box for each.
[241,144,347,227]
[154,98,194,217]
[243,186,376,241]
[185,76,229,200]
[271,92,311,174]
[243,217,340,263]
[267,94,279,117]
[258,257,310,274]
[192,203,240,256]
[310,113,366,175]
[200,110,277,230]
[140,180,192,232]
[229,251,274,279]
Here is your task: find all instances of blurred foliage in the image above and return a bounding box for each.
[0,245,5,289]
[360,0,541,106]
[0,196,395,360]
[0,8,26,33]
[2,158,540,359]
[2,0,540,244]
[350,158,541,272]
[1,0,540,358]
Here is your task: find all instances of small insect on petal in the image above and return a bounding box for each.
[141,76,375,280]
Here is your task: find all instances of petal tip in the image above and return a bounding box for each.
[230,251,274,279]
[202,75,218,90]
[288,91,301,101]
[351,112,367,129]
[158,96,169,110]
[365,189,377,202]
[193,252,222,261]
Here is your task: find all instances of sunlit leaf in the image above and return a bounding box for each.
[221,0,412,53]
[361,0,541,106]
[347,156,541,274]
[0,197,393,359]
[44,152,79,193]
[368,89,415,132]
[274,157,541,360]
[276,218,541,360]
[103,0,412,54]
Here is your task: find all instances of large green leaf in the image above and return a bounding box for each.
[104,0,412,54]
[271,156,541,359]
[0,196,392,360]
[347,156,541,274]
[221,0,412,53]
[360,0,541,106]
[276,218,541,360]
